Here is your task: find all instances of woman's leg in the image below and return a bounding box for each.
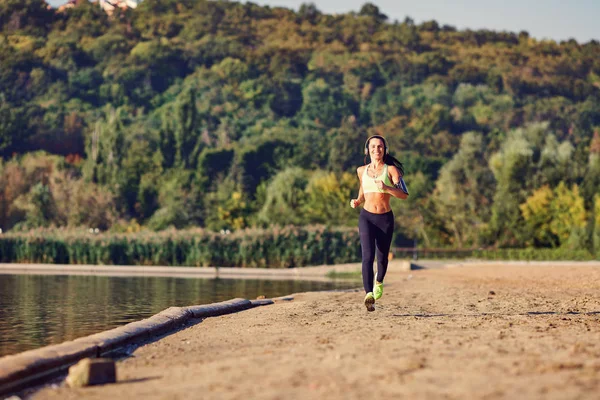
[359,210,376,293]
[374,211,394,283]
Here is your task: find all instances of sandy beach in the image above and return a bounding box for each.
[29,261,600,400]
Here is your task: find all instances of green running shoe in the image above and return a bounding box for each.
[374,282,384,300]
[364,292,375,312]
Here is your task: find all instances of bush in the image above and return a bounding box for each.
[392,247,596,261]
[473,248,595,261]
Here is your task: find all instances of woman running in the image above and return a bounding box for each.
[350,135,409,311]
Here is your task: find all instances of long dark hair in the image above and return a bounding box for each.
[364,135,405,177]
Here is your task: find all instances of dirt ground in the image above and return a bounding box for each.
[31,263,600,400]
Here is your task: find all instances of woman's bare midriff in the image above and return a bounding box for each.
[363,193,392,214]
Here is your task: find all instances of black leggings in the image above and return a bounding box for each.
[359,209,394,294]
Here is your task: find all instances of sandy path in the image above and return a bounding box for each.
[31,263,600,400]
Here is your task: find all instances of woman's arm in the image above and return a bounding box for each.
[350,166,366,208]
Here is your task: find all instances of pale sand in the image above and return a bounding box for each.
[31,262,600,400]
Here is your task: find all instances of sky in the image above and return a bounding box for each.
[45,0,600,44]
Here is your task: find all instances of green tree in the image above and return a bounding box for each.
[549,183,587,246]
[159,111,177,169]
[231,139,294,196]
[174,87,201,169]
[13,183,55,228]
[269,80,303,118]
[581,131,600,253]
[300,79,358,128]
[298,3,321,24]
[0,0,54,36]
[0,99,26,156]
[358,3,388,22]
[519,185,555,247]
[328,117,366,173]
[303,171,356,225]
[195,147,235,191]
[84,106,127,187]
[146,171,196,230]
[119,140,161,217]
[432,132,494,247]
[204,177,251,231]
[520,183,587,248]
[210,57,249,84]
[537,134,574,187]
[257,167,309,226]
[366,82,408,126]
[488,127,533,246]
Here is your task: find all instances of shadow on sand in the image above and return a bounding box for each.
[393,311,600,318]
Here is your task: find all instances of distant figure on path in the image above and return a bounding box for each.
[350,135,409,311]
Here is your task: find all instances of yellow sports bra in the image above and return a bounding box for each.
[362,164,393,194]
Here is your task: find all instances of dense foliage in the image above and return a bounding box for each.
[1,0,600,254]
[0,226,361,267]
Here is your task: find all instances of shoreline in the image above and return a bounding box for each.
[0,262,368,281]
[0,297,291,396]
[27,261,600,400]
[2,259,599,278]
[0,261,372,396]
[3,260,600,398]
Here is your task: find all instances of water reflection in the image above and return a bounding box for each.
[0,274,358,357]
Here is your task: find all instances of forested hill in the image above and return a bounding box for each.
[1,0,600,250]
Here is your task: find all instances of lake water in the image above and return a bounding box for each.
[0,274,358,358]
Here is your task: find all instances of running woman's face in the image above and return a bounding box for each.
[368,138,385,161]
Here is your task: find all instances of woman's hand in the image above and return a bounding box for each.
[350,199,361,208]
[374,180,386,191]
